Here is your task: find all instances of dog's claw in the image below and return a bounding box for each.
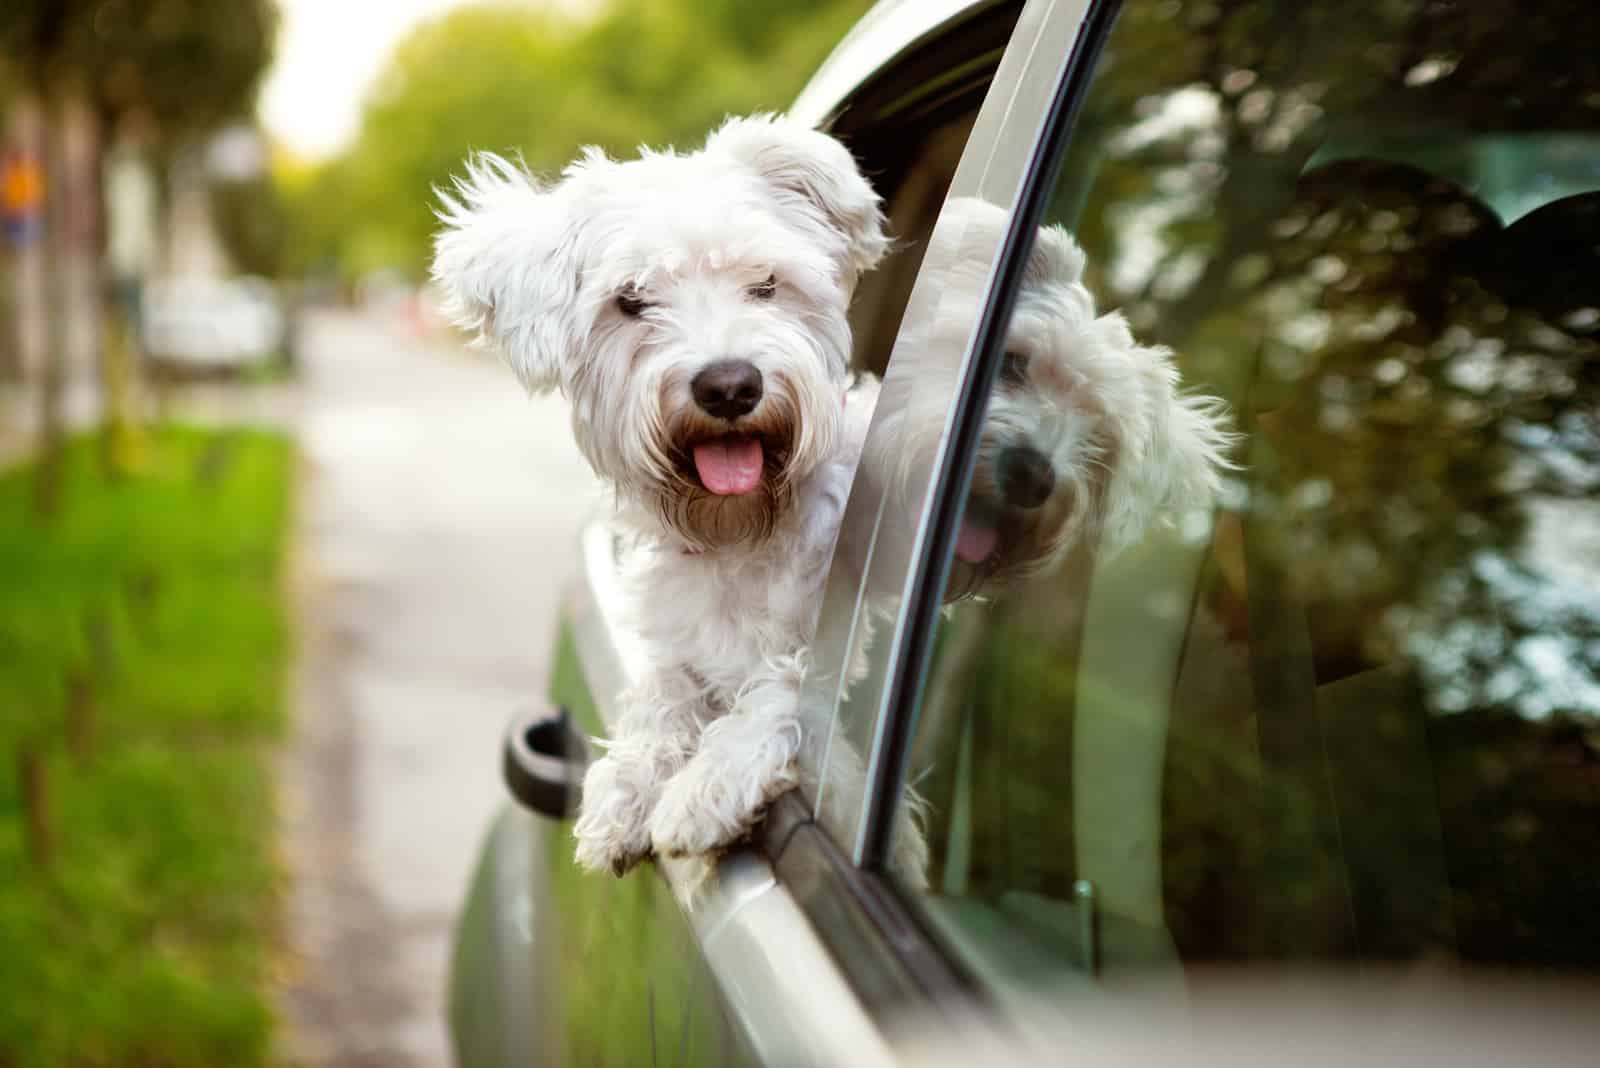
[573,820,650,877]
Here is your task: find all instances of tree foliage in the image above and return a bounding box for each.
[284,0,871,280]
[0,0,275,135]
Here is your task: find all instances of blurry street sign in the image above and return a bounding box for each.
[1,148,44,246]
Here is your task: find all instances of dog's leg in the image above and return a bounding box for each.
[648,660,805,858]
[573,668,705,876]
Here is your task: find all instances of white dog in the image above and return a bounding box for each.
[432,115,888,876]
[817,200,1235,883]
[861,198,1235,601]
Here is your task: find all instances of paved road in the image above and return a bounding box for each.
[279,310,598,1067]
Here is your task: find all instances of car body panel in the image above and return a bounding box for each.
[449,807,560,1068]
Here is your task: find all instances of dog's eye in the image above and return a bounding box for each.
[999,350,1030,385]
[748,274,778,301]
[616,287,652,318]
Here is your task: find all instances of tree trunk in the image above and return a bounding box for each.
[62,90,102,400]
[31,88,68,519]
[18,742,54,870]
[100,117,149,477]
[31,83,104,517]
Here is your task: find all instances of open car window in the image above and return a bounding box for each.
[887,0,1600,1006]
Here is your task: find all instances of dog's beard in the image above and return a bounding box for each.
[651,477,790,551]
[646,378,814,551]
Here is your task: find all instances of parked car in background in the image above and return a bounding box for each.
[452,0,1600,1063]
[142,275,285,373]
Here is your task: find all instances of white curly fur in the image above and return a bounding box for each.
[432,115,889,878]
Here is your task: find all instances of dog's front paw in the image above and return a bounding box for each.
[648,777,736,859]
[572,754,655,876]
[573,816,651,877]
[649,753,796,859]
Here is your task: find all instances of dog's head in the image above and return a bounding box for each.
[432,115,887,549]
[877,198,1235,596]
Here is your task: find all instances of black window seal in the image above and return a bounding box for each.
[756,790,975,1012]
[859,0,1125,873]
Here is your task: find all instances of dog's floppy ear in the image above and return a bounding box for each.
[432,153,578,393]
[1098,320,1240,554]
[709,114,889,290]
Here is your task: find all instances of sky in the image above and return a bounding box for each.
[259,0,597,161]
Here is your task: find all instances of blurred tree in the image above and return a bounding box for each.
[0,0,276,501]
[210,174,288,279]
[285,0,870,281]
[0,1,276,143]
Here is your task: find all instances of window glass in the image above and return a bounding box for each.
[892,0,1600,999]
[823,0,1027,376]
[844,110,981,375]
[799,0,1076,861]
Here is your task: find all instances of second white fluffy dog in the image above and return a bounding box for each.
[432,115,887,876]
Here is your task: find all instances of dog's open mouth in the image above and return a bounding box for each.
[691,434,765,496]
[954,497,1009,565]
[955,519,1000,564]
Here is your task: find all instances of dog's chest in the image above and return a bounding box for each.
[622,458,854,693]
[659,552,815,644]
[628,536,827,690]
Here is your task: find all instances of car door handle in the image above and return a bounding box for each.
[502,703,590,820]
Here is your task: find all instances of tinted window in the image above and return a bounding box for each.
[891,0,1600,995]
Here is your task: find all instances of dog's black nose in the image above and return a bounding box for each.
[692,360,764,420]
[998,445,1055,509]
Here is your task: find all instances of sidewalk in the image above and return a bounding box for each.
[277,310,598,1066]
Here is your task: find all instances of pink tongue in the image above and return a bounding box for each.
[955,520,999,564]
[693,436,764,496]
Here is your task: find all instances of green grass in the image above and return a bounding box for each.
[0,427,293,1068]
